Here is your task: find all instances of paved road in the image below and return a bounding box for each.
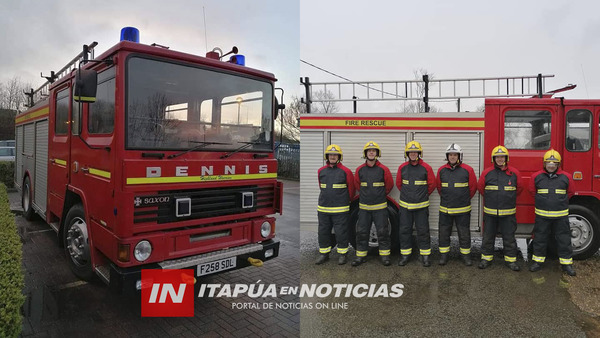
[15,179,299,337]
[300,225,599,337]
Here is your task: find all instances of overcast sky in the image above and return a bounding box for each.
[301,0,600,112]
[0,0,299,104]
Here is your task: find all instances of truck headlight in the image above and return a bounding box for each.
[134,240,152,262]
[260,221,271,238]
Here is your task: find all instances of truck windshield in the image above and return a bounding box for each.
[126,56,273,152]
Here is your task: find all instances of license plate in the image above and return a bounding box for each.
[197,257,236,276]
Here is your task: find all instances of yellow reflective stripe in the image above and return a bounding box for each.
[379,249,391,256]
[54,158,67,166]
[15,107,49,124]
[460,247,471,255]
[504,186,516,191]
[537,189,549,194]
[337,247,349,254]
[532,255,546,263]
[440,205,471,214]
[399,200,430,209]
[359,202,387,210]
[439,246,450,253]
[484,207,516,215]
[481,254,493,261]
[319,247,331,254]
[317,205,350,213]
[320,183,327,188]
[559,258,573,265]
[127,172,277,185]
[454,182,469,187]
[555,189,567,194]
[414,180,428,185]
[360,182,367,186]
[402,179,409,185]
[420,248,431,255]
[88,167,111,179]
[485,185,498,190]
[401,248,412,255]
[356,250,368,257]
[332,184,347,188]
[441,182,449,187]
[74,96,96,102]
[535,208,569,217]
[504,256,516,262]
[373,182,385,187]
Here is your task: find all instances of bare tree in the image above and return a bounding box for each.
[275,96,302,143]
[397,69,439,113]
[312,89,339,114]
[0,76,30,112]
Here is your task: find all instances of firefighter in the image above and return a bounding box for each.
[477,145,522,271]
[352,141,394,267]
[528,150,576,276]
[316,144,355,265]
[436,143,477,266]
[397,141,436,267]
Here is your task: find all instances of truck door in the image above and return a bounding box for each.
[47,85,72,220]
[592,107,600,192]
[562,107,593,192]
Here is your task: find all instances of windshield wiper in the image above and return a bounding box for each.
[220,141,262,159]
[167,141,232,159]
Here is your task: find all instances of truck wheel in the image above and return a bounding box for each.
[22,176,35,220]
[569,205,600,260]
[63,204,94,281]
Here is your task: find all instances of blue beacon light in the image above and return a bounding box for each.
[229,54,245,66]
[120,27,140,43]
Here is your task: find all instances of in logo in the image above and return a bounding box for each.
[141,269,195,317]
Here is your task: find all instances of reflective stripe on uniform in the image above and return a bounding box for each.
[439,205,471,214]
[535,208,569,217]
[320,183,327,188]
[402,179,409,185]
[504,256,516,262]
[360,182,367,186]
[441,182,449,187]
[484,207,516,215]
[337,247,349,254]
[555,189,567,194]
[504,186,516,191]
[460,247,471,255]
[379,249,391,256]
[414,180,428,185]
[332,184,347,188]
[481,254,493,261]
[356,250,368,257]
[420,248,431,255]
[359,202,387,210]
[559,257,573,265]
[485,185,498,190]
[401,248,412,255]
[532,255,546,263]
[373,182,385,187]
[317,205,350,213]
[439,246,450,254]
[454,182,469,187]
[399,200,430,209]
[537,189,549,194]
[319,246,331,254]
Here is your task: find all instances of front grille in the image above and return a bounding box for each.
[133,184,275,224]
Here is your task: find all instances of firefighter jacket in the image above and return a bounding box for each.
[317,163,355,213]
[478,165,523,216]
[355,160,394,211]
[396,159,436,210]
[529,169,574,218]
[436,163,477,215]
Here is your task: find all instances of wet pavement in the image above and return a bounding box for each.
[300,226,599,337]
[14,180,300,337]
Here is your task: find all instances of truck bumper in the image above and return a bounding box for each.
[108,239,280,294]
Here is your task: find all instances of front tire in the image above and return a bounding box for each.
[569,204,600,260]
[63,204,95,281]
[22,176,35,220]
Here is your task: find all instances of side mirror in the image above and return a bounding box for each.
[274,98,285,120]
[74,69,98,103]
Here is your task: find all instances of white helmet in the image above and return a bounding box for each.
[446,143,463,162]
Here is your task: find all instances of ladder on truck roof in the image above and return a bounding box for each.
[25,42,98,108]
[300,73,554,113]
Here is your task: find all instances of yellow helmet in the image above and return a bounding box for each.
[324,144,343,162]
[543,149,561,163]
[363,141,381,158]
[491,145,509,162]
[405,141,423,158]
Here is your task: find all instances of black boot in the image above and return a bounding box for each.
[381,256,391,266]
[561,264,576,276]
[420,255,431,267]
[351,256,367,267]
[338,254,347,265]
[529,261,542,272]
[315,254,329,265]
[506,262,520,272]
[398,255,410,266]
[462,254,472,266]
[439,253,448,266]
[478,259,491,269]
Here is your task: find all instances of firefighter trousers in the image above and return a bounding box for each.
[399,207,430,256]
[532,216,572,264]
[318,211,350,254]
[356,208,390,257]
[438,212,471,254]
[481,214,518,262]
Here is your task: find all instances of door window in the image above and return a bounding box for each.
[55,89,69,135]
[565,109,591,152]
[504,110,551,149]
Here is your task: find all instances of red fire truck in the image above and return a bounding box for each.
[15,29,283,292]
[299,75,600,259]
